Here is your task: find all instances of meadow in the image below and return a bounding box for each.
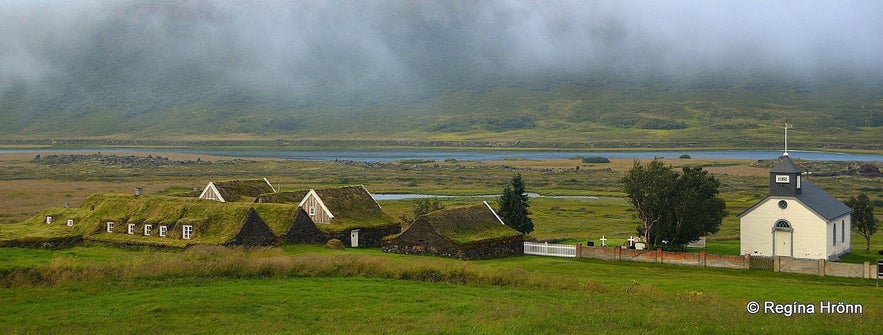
[0,151,881,333]
[0,245,880,334]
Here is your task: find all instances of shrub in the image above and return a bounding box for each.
[581,156,610,164]
[679,154,691,159]
[325,239,345,250]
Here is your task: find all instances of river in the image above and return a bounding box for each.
[1,148,881,162]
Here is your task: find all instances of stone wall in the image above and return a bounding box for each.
[327,225,401,248]
[574,245,875,279]
[705,253,749,269]
[774,256,874,278]
[384,236,523,260]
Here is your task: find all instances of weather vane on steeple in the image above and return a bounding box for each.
[783,123,793,156]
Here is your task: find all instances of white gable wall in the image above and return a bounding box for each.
[740,197,839,259]
[298,190,333,224]
[198,182,225,202]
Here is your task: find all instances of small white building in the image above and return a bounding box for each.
[739,155,852,260]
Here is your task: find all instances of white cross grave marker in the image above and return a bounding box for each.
[600,236,607,247]
[628,236,635,247]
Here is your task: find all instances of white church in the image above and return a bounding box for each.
[739,128,853,260]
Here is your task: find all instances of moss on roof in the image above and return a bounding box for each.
[212,179,275,202]
[256,191,308,204]
[313,186,395,230]
[258,186,396,232]
[6,194,296,247]
[392,203,522,245]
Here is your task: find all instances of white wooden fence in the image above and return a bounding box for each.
[523,242,576,258]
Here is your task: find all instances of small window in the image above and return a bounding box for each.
[833,224,836,245]
[183,225,193,240]
[106,221,114,232]
[309,205,316,216]
[127,223,135,235]
[159,225,167,237]
[841,219,845,243]
[45,216,53,224]
[144,224,152,236]
[66,219,74,227]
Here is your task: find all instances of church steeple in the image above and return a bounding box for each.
[782,123,792,156]
[769,125,801,196]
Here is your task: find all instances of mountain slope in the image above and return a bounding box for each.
[1,1,881,148]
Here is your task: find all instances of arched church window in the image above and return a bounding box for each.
[774,220,791,228]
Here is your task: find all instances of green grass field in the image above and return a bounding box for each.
[0,245,879,334]
[1,152,882,333]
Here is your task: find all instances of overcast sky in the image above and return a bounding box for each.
[2,0,881,97]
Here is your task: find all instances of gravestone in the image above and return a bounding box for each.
[687,237,706,248]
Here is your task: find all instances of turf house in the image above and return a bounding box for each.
[382,202,524,260]
[199,178,276,202]
[4,194,293,248]
[256,185,400,247]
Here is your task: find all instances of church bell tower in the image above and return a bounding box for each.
[769,124,801,196]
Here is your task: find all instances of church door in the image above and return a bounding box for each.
[772,220,793,257]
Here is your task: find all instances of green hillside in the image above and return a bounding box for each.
[3,76,881,149]
[1,1,881,149]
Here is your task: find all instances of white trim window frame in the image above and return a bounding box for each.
[127,223,135,235]
[183,225,193,240]
[106,221,114,232]
[144,224,152,236]
[159,225,167,237]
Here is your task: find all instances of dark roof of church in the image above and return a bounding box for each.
[796,180,853,220]
[738,179,852,220]
[770,155,801,174]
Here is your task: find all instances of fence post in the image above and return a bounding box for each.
[656,248,662,263]
[744,254,750,269]
[818,259,826,276]
[576,243,582,258]
[699,250,706,267]
[773,256,780,272]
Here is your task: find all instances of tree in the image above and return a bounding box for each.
[498,173,534,234]
[622,160,676,245]
[845,193,877,253]
[668,166,726,247]
[622,160,726,250]
[399,198,445,225]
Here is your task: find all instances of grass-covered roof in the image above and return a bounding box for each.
[211,179,275,202]
[6,194,296,247]
[394,202,522,245]
[258,186,396,232]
